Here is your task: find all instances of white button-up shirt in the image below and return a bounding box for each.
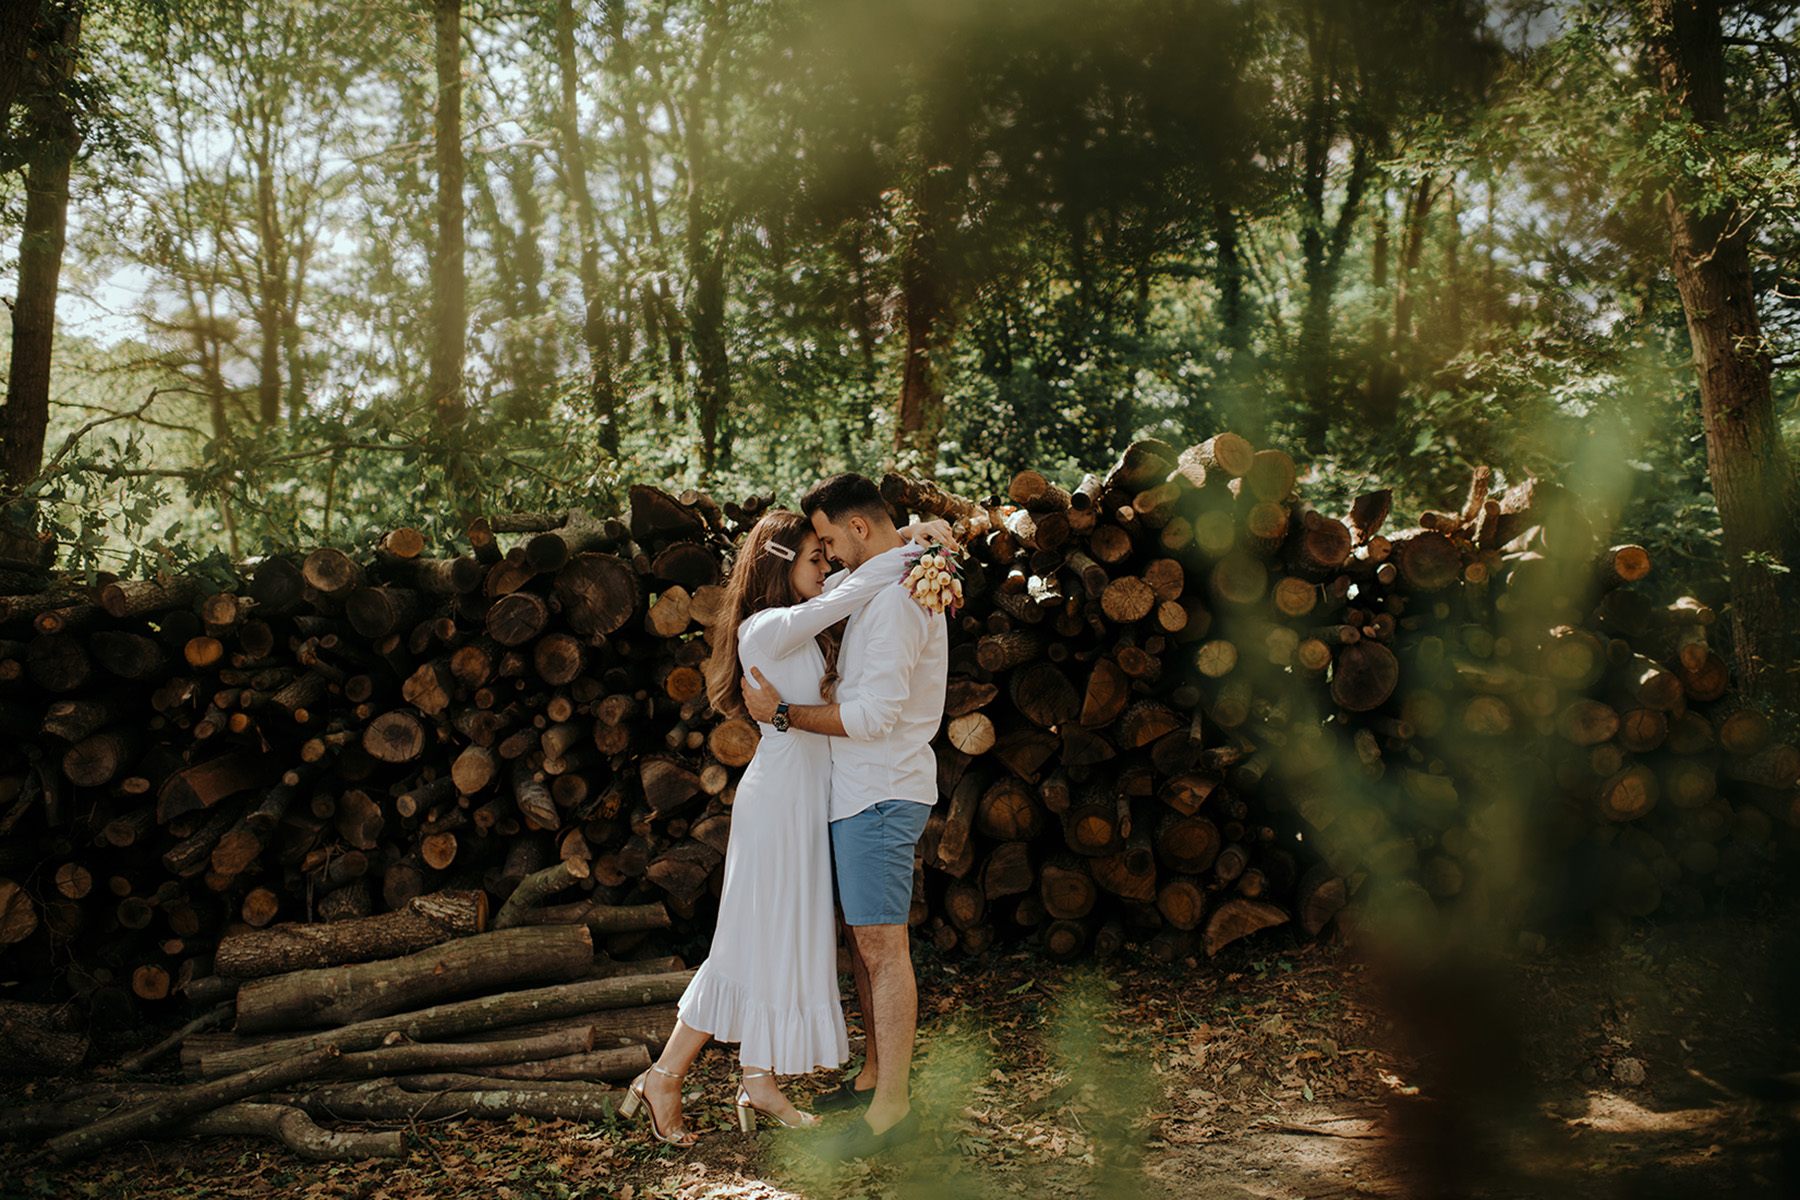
[825,546,950,822]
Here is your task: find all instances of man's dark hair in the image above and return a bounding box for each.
[800,473,891,526]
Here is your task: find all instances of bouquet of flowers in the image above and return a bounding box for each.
[902,544,963,617]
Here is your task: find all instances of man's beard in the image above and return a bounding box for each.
[835,541,869,571]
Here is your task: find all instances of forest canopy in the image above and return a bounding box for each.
[0,0,1795,639]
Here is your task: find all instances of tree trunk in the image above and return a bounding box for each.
[253,155,286,426]
[1294,7,1372,443]
[428,0,466,430]
[283,247,309,426]
[893,100,960,469]
[554,0,622,455]
[0,0,36,134]
[1644,0,1798,701]
[683,4,733,477]
[1213,200,1249,362]
[0,8,82,551]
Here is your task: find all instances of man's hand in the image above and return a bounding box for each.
[899,518,961,554]
[741,666,782,723]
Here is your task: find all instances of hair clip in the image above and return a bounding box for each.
[764,540,797,561]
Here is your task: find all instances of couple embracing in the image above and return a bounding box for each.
[617,472,953,1161]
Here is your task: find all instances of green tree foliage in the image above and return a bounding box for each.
[1472,0,1799,694]
[0,0,1792,633]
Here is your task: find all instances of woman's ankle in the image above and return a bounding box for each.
[741,1080,788,1108]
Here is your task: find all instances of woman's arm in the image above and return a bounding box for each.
[740,547,903,661]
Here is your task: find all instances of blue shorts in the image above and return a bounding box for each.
[830,800,931,927]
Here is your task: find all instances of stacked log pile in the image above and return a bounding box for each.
[0,485,758,1037]
[1,442,1794,1059]
[885,446,1771,964]
[1270,473,1796,943]
[885,448,1790,961]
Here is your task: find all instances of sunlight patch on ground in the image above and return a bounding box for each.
[649,1160,810,1199]
[1374,1069,1419,1096]
[1564,1092,1730,1135]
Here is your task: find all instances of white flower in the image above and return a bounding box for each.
[902,544,963,617]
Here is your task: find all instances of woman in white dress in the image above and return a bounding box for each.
[619,508,949,1143]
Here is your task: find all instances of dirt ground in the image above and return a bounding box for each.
[5,897,1799,1200]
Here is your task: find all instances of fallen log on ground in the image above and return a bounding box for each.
[271,1076,622,1123]
[0,1098,402,1161]
[233,925,595,1033]
[199,970,695,1077]
[214,891,491,980]
[40,1044,343,1164]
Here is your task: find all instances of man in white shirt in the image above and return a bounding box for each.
[741,472,950,1160]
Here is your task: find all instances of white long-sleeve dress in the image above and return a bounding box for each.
[674,548,905,1073]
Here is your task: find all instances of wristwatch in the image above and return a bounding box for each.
[772,702,791,733]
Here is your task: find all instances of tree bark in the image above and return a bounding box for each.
[1213,200,1250,369]
[275,1076,621,1124]
[455,1043,649,1083]
[893,97,962,469]
[326,1027,593,1079]
[1,1097,403,1160]
[0,7,82,540]
[1293,5,1373,444]
[0,999,87,1076]
[554,0,622,454]
[119,1004,233,1075]
[509,899,672,936]
[683,2,734,477]
[253,151,286,426]
[233,926,595,1032]
[43,1044,342,1163]
[196,1101,404,1158]
[428,0,467,431]
[199,970,694,1077]
[1644,0,1798,701]
[0,0,36,135]
[215,890,489,979]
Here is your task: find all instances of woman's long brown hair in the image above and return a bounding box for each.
[704,510,837,717]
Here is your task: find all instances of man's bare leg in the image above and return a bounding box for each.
[848,922,915,1134]
[845,923,880,1093]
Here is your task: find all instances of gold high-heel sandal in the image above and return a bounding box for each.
[736,1070,822,1132]
[619,1064,697,1145]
